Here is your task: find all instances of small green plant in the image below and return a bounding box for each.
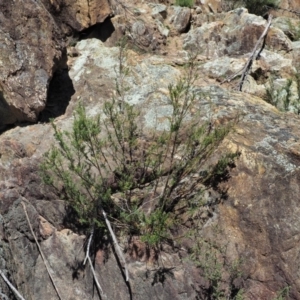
[265,75,279,107]
[175,0,194,8]
[189,236,244,300]
[265,73,300,114]
[286,19,300,41]
[273,286,290,300]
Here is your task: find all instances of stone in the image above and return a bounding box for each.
[170,6,191,34]
[272,16,300,41]
[183,8,292,56]
[198,0,223,13]
[271,0,300,17]
[0,0,64,126]
[151,3,168,21]
[155,19,170,37]
[195,6,202,14]
[292,41,300,68]
[0,0,111,128]
[42,0,111,33]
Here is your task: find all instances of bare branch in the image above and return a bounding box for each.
[87,256,105,297]
[238,14,273,91]
[221,14,273,90]
[21,201,63,300]
[82,228,106,297]
[83,228,94,266]
[0,270,25,300]
[102,210,129,282]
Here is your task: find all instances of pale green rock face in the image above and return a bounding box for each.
[68,38,182,130]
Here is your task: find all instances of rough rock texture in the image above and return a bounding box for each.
[184,8,292,56]
[170,6,191,34]
[0,0,110,128]
[2,0,300,299]
[42,0,111,33]
[0,36,299,299]
[272,0,300,17]
[0,0,64,126]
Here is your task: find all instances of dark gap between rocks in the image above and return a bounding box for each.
[78,17,116,43]
[39,67,75,123]
[39,17,116,123]
[183,16,192,34]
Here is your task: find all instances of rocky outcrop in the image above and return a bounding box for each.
[2,0,300,299]
[0,35,299,299]
[170,6,191,33]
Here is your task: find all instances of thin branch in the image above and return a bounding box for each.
[86,256,105,297]
[220,65,247,84]
[21,201,63,300]
[82,228,105,298]
[83,228,94,265]
[238,14,273,91]
[102,209,129,282]
[221,15,273,90]
[0,270,25,300]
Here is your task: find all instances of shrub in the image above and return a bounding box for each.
[40,47,237,249]
[175,0,194,8]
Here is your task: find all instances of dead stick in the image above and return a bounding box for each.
[238,14,273,91]
[82,229,105,297]
[221,15,273,86]
[83,228,94,266]
[87,256,105,297]
[21,201,63,300]
[0,270,25,300]
[102,210,129,281]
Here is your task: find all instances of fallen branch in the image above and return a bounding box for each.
[102,210,129,282]
[21,201,63,300]
[83,228,94,266]
[221,14,273,91]
[83,229,105,297]
[238,14,273,91]
[87,256,105,297]
[0,270,25,300]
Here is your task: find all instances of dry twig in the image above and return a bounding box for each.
[0,270,25,300]
[102,210,129,282]
[21,201,63,300]
[83,229,105,297]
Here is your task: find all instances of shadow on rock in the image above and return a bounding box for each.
[39,68,75,122]
[79,17,115,43]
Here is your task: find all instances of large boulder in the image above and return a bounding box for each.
[0,0,64,126]
[0,0,111,128]
[169,6,191,34]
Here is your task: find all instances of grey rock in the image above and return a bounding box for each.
[171,6,191,34]
[151,4,168,21]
